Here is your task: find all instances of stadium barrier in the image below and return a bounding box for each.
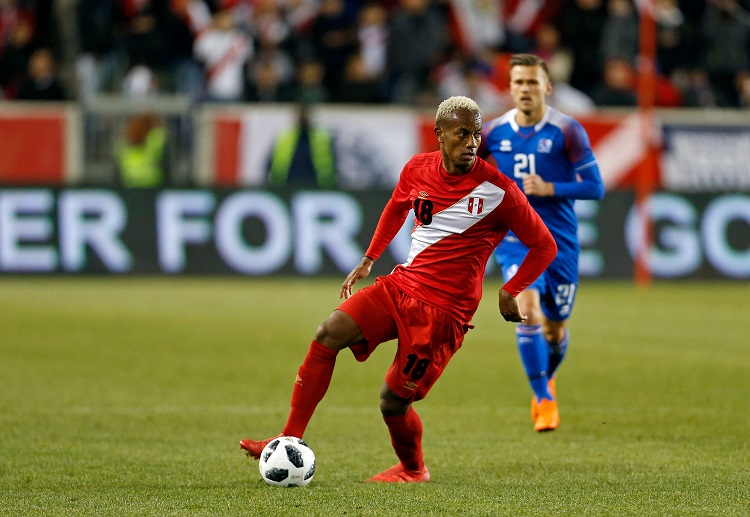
[2,101,750,192]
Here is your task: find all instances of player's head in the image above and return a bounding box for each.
[509,53,552,119]
[434,96,482,174]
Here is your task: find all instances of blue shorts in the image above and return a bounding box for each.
[494,237,579,321]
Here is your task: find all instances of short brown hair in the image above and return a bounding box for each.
[509,53,550,79]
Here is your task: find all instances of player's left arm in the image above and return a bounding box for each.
[501,201,557,298]
[497,190,557,321]
[523,120,605,200]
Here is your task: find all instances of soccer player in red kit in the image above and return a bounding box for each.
[240,96,557,482]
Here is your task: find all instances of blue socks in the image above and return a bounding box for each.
[548,329,569,378]
[517,325,553,401]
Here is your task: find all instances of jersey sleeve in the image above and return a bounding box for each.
[498,189,557,297]
[364,167,414,260]
[554,120,605,200]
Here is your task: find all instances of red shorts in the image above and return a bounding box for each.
[337,276,470,401]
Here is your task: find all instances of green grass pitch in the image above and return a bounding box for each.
[1,277,748,516]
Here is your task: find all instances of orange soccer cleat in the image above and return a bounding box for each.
[366,462,431,483]
[239,434,281,459]
[534,397,560,432]
[530,377,557,422]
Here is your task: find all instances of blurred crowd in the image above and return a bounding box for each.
[1,0,750,111]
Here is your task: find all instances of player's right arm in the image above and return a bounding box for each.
[340,166,413,299]
[340,256,374,299]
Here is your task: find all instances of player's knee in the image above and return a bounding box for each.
[313,310,362,351]
[379,385,410,417]
[313,320,340,349]
[543,324,565,345]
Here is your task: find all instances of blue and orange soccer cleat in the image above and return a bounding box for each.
[240,434,281,459]
[366,462,431,483]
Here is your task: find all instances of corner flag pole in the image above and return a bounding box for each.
[636,0,657,286]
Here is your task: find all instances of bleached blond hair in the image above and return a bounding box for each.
[435,96,481,126]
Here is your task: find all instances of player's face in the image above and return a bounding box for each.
[510,65,551,120]
[436,110,483,175]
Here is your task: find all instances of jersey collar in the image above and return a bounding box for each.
[509,106,551,134]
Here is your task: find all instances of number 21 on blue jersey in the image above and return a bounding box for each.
[513,153,537,178]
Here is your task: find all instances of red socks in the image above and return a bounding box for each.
[282,340,338,438]
[383,407,424,471]
[280,339,424,473]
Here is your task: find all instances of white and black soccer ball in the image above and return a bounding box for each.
[258,436,315,487]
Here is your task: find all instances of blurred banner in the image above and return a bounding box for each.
[0,188,747,279]
[225,106,420,189]
[661,125,750,192]
[206,109,750,193]
[210,108,647,190]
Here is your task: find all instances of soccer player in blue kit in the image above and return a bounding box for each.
[481,53,605,432]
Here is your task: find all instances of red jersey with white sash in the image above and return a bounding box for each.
[365,151,556,323]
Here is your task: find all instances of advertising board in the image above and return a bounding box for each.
[1,188,747,279]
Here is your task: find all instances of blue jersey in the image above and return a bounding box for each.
[483,106,604,256]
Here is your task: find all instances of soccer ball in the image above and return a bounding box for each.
[258,436,316,487]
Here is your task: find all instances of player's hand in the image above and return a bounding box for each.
[340,256,374,299]
[522,174,554,197]
[498,288,527,322]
